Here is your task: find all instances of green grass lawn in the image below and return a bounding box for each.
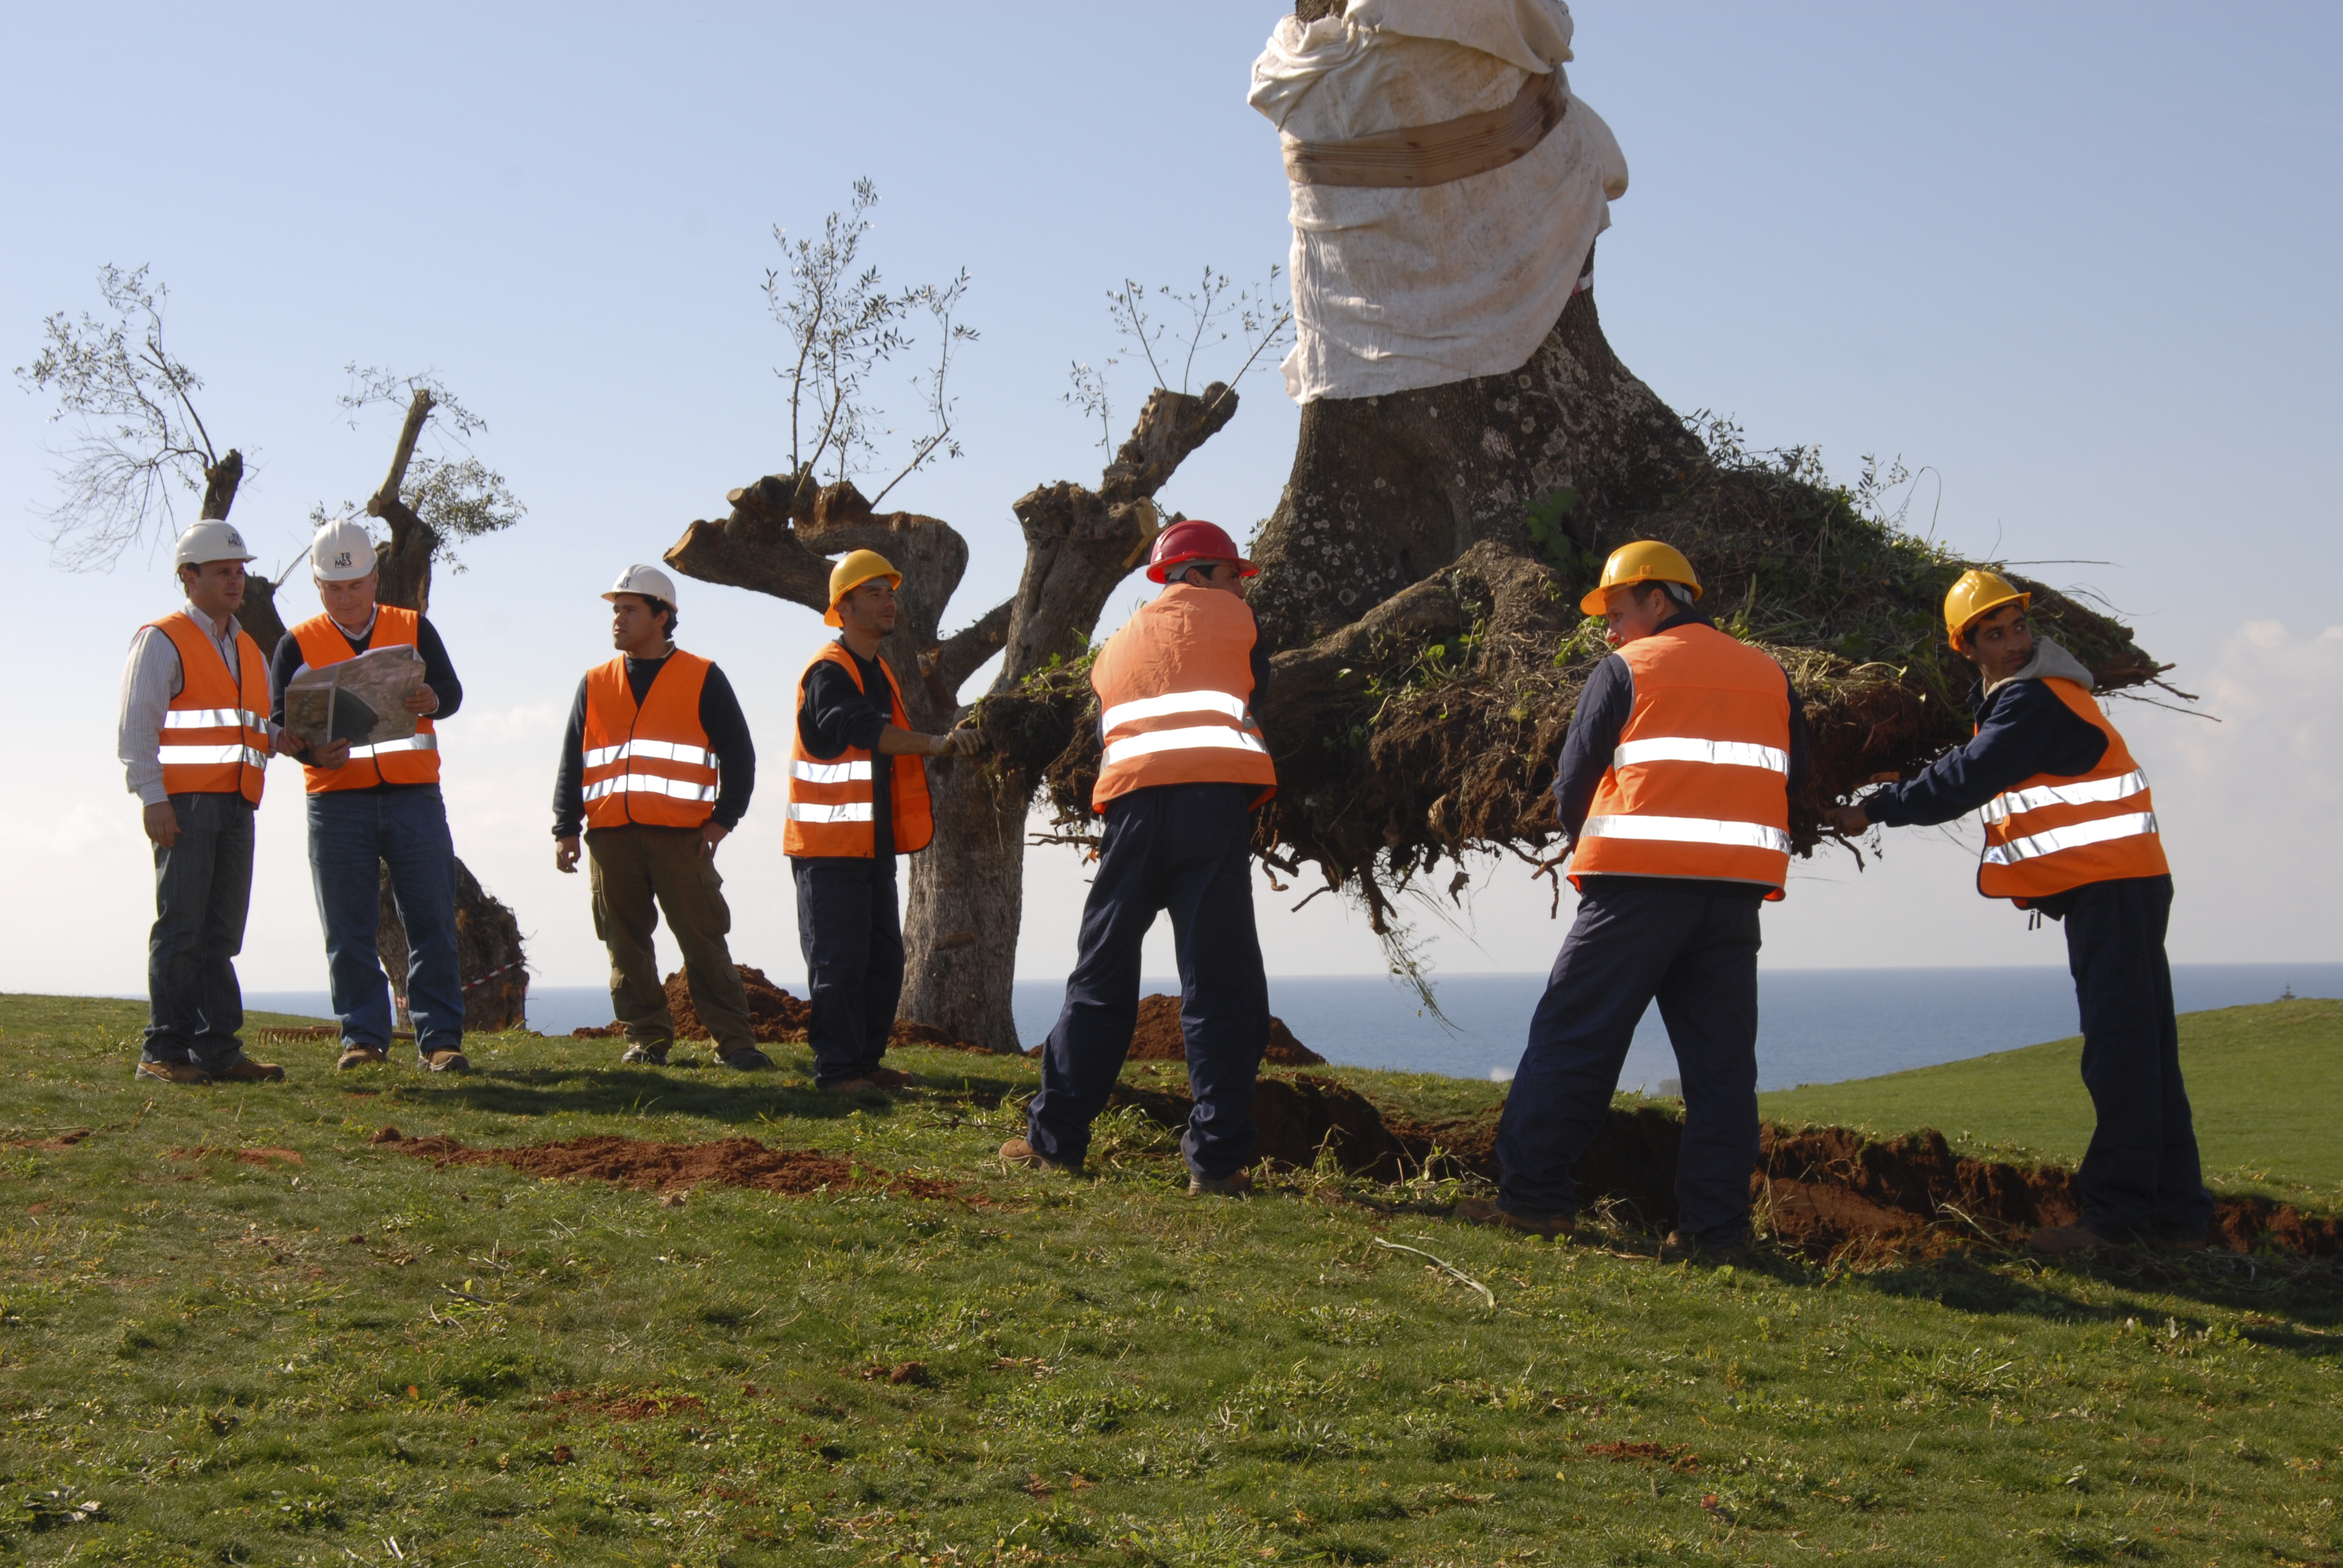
[1761,999,2343,1203]
[1,991,2338,1566]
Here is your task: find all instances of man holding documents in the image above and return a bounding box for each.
[270,517,470,1073]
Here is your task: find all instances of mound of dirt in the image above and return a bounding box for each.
[1116,995,1325,1065]
[367,1127,960,1200]
[570,965,995,1053]
[1092,1082,2342,1260]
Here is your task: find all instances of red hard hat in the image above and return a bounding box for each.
[1145,518,1257,584]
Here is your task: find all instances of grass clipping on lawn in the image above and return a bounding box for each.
[985,433,2172,927]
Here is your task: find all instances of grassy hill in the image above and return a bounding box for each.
[1761,998,2343,1201]
[0,992,2336,1566]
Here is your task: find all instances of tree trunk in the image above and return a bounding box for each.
[376,856,527,1034]
[369,387,439,612]
[198,449,244,523]
[663,385,1237,1052]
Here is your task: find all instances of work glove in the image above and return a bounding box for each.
[939,725,988,759]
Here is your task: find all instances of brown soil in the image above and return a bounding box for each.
[3,1129,89,1151]
[569,964,995,1053]
[549,1389,707,1422]
[166,1146,305,1167]
[1119,995,1326,1065]
[1094,1077,2342,1261]
[367,1126,960,1200]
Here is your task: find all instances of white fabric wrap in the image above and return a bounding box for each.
[1250,0,1629,403]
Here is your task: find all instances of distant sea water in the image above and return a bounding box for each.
[238,962,2341,1094]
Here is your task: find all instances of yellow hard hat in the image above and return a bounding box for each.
[1942,568,2030,648]
[824,549,902,628]
[1579,540,1702,615]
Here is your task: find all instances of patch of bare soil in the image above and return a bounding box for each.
[4,1129,90,1151]
[570,964,995,1053]
[366,1126,960,1200]
[1121,995,1325,1066]
[165,1146,304,1167]
[549,1389,707,1421]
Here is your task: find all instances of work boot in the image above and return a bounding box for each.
[135,1060,211,1086]
[997,1138,1081,1175]
[718,1047,773,1072]
[865,1067,916,1089]
[1662,1230,1752,1266]
[1454,1197,1573,1239]
[1187,1169,1255,1198]
[420,1051,470,1075]
[336,1045,388,1071]
[2027,1224,2130,1256]
[2160,1234,2212,1255]
[824,1076,883,1093]
[618,1042,670,1066]
[212,1056,286,1084]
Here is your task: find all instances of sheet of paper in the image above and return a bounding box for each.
[283,644,425,750]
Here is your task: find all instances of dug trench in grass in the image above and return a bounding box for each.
[1071,1071,2343,1260]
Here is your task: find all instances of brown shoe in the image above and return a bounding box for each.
[2027,1224,2129,1256]
[825,1076,882,1093]
[135,1060,211,1086]
[998,1137,1081,1175]
[212,1057,286,1084]
[421,1051,470,1074]
[1188,1169,1255,1198]
[1662,1230,1752,1266]
[336,1045,388,1071]
[1455,1197,1573,1238]
[865,1067,916,1089]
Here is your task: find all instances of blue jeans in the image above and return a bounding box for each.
[306,785,462,1055]
[1027,783,1270,1179]
[144,791,255,1067]
[1495,879,1764,1246]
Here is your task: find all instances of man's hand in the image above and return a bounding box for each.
[142,802,179,849]
[404,684,439,716]
[555,836,582,874]
[701,822,729,858]
[933,726,986,759]
[1826,802,1871,835]
[307,737,352,769]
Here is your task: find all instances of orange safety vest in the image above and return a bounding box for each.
[149,610,270,804]
[1089,584,1277,812]
[1976,678,2168,905]
[289,607,441,792]
[580,650,721,830]
[1568,622,1793,897]
[782,642,934,857]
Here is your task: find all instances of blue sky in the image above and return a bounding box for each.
[4,2,2337,1001]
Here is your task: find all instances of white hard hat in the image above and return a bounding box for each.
[310,517,378,582]
[603,564,678,607]
[172,519,257,569]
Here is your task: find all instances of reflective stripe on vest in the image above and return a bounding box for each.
[580,650,719,830]
[149,610,270,805]
[1568,622,1794,897]
[1089,585,1277,812]
[780,642,936,858]
[1974,679,2169,903]
[289,607,441,793]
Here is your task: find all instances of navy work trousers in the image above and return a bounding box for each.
[793,855,904,1087]
[307,784,462,1056]
[2060,875,2213,1241]
[1495,878,1763,1245]
[1027,782,1270,1180]
[144,791,256,1068]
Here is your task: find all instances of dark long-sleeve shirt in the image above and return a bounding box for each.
[552,652,755,837]
[267,609,463,794]
[1550,607,1810,897]
[1861,675,2107,829]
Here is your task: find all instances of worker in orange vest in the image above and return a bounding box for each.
[1001,520,1279,1194]
[554,565,768,1070]
[272,518,469,1074]
[115,520,309,1085]
[784,550,976,1092]
[1459,541,1807,1256]
[1828,570,2210,1255]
